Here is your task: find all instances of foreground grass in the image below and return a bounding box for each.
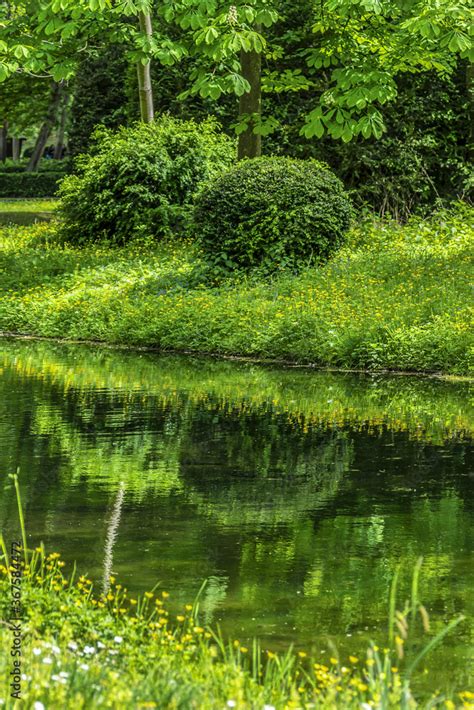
[0,540,472,709]
[0,204,472,374]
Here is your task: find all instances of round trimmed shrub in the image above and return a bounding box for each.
[193,157,352,272]
[58,116,235,244]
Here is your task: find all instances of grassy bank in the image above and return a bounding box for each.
[0,530,471,709]
[0,203,472,374]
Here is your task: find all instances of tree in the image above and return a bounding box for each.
[298,0,473,141]
[137,10,155,121]
[1,0,471,150]
[0,74,52,161]
[26,80,64,170]
[68,46,130,156]
[237,23,262,159]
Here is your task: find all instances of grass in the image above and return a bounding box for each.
[0,474,472,709]
[0,199,58,213]
[0,202,472,374]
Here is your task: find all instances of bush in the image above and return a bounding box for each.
[0,172,64,198]
[193,157,352,272]
[58,116,235,245]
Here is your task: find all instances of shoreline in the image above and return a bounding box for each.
[1,330,472,383]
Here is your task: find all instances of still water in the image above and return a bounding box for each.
[0,338,472,690]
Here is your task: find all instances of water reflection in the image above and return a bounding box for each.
[0,338,472,689]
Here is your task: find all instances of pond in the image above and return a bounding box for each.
[0,211,53,226]
[0,337,472,691]
[0,200,56,225]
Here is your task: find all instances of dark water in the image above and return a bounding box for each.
[0,338,472,690]
[0,211,53,225]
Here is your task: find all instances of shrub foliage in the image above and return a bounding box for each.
[193,157,352,272]
[58,116,235,244]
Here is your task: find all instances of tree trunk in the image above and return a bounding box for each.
[238,29,262,160]
[12,137,20,160]
[137,12,154,122]
[0,120,8,162]
[53,90,70,159]
[26,82,63,172]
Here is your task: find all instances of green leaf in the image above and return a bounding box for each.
[204,26,219,44]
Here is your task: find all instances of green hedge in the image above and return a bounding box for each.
[0,159,69,174]
[0,171,64,198]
